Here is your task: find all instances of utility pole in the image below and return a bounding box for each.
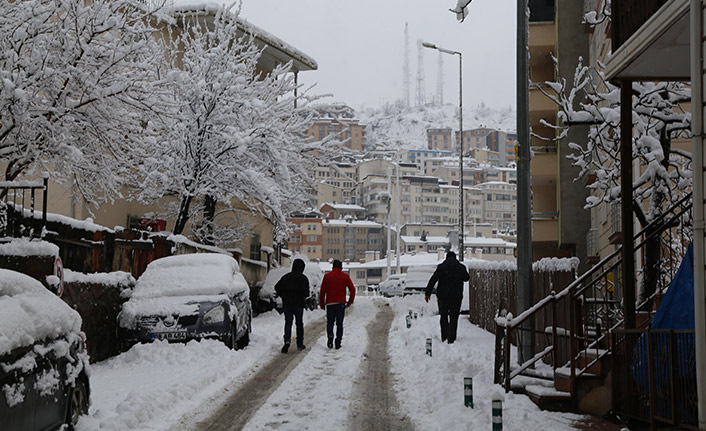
[516,0,534,365]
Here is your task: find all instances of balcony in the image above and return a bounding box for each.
[612,0,668,52]
[532,213,558,243]
[530,151,557,186]
[605,0,690,80]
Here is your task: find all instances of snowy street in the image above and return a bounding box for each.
[77,295,600,431]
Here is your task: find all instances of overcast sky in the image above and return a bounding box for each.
[239,0,517,112]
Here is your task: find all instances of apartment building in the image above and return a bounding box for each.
[307,104,367,153]
[528,0,591,266]
[287,212,323,260]
[456,128,494,153]
[427,128,454,151]
[322,218,384,262]
[399,149,454,172]
[314,162,357,205]
[319,203,366,220]
[478,181,517,231]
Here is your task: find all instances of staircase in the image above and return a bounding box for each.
[494,195,693,416]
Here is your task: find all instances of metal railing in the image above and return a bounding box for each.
[612,329,699,429]
[0,178,49,239]
[495,194,692,403]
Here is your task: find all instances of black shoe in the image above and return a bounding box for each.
[335,340,341,349]
[327,338,333,349]
[447,339,455,345]
[281,343,290,353]
[297,344,306,351]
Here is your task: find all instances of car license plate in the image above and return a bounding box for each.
[153,331,187,341]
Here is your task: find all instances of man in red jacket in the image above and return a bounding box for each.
[320,259,356,349]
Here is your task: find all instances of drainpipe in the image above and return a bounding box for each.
[690,0,706,427]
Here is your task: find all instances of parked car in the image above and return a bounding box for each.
[259,257,323,312]
[379,273,406,297]
[0,268,90,431]
[118,253,252,350]
[402,265,437,296]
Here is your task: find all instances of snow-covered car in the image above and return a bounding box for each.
[402,265,437,295]
[118,254,252,350]
[379,273,406,297]
[259,258,323,311]
[0,268,90,431]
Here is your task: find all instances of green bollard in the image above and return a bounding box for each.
[492,397,502,430]
[426,337,432,357]
[464,377,473,408]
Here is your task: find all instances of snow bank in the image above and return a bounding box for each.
[0,238,59,257]
[533,256,580,273]
[0,269,82,356]
[64,269,135,288]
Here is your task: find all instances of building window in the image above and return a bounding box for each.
[250,233,261,261]
[356,270,366,279]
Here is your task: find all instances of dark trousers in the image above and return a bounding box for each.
[326,303,345,342]
[437,296,462,343]
[283,306,304,346]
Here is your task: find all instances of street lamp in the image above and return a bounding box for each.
[422,41,464,260]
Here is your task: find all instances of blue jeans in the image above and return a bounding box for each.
[326,303,345,342]
[283,307,304,346]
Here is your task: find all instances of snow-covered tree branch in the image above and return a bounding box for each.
[136,5,337,245]
[0,0,167,206]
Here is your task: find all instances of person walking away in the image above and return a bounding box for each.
[320,259,356,349]
[425,251,470,344]
[275,259,310,353]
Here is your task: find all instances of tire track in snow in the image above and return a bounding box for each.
[347,301,415,431]
[193,318,326,431]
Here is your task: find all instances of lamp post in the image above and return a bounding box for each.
[422,42,464,260]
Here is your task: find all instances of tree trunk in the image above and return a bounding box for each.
[200,194,216,246]
[173,195,193,235]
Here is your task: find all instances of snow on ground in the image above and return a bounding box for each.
[242,299,378,430]
[78,291,596,430]
[387,294,586,430]
[76,308,323,430]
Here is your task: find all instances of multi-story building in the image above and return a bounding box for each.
[528,0,591,267]
[287,211,323,260]
[321,218,384,262]
[427,128,454,151]
[399,149,454,173]
[307,104,367,153]
[314,162,357,205]
[478,181,517,231]
[456,127,494,153]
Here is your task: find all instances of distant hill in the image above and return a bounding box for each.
[358,101,516,151]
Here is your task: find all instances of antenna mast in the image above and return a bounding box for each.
[436,52,444,105]
[415,39,426,107]
[403,23,411,108]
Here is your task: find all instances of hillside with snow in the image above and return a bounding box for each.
[359,102,516,150]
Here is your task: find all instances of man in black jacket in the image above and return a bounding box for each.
[275,259,310,353]
[425,251,470,344]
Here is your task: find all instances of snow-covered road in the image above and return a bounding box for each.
[77,294,598,430]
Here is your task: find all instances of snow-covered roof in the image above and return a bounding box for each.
[171,1,317,71]
[401,236,448,245]
[0,269,82,356]
[465,237,516,248]
[320,203,366,211]
[322,219,382,227]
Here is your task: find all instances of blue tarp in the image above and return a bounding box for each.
[651,243,694,330]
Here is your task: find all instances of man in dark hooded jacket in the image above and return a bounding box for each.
[275,259,310,353]
[425,251,470,344]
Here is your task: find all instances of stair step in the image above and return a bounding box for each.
[525,385,574,412]
[554,367,601,393]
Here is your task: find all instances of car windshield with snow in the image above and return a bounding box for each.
[118,253,252,350]
[0,268,90,431]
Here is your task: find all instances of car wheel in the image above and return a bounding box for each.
[225,324,237,350]
[236,320,251,350]
[67,376,89,429]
